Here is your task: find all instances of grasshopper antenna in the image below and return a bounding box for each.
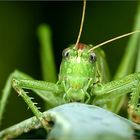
[74,0,86,49]
[88,30,140,52]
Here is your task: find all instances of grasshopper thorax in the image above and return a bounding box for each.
[59,43,97,103]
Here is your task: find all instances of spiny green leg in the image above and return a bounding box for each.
[12,78,64,107]
[12,80,49,131]
[111,1,140,113]
[11,77,64,130]
[92,72,140,115]
[0,70,32,126]
[0,70,63,127]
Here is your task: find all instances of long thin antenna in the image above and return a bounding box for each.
[88,30,140,52]
[74,0,86,49]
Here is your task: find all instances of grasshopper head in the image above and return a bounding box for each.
[59,43,97,103]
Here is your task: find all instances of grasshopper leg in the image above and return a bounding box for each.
[91,72,140,115]
[12,81,48,130]
[0,70,63,127]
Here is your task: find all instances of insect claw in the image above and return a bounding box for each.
[33,102,38,105]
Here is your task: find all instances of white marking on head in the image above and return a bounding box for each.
[77,56,81,63]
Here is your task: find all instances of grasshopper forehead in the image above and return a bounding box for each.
[76,43,86,50]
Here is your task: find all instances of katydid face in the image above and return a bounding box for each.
[59,43,97,102]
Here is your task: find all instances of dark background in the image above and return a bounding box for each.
[0,1,138,129]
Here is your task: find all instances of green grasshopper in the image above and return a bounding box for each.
[1,0,140,139]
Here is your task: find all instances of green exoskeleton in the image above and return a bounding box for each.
[1,0,140,139]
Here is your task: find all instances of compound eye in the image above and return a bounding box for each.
[62,48,70,58]
[89,52,96,63]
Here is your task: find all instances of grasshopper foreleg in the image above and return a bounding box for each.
[0,70,64,128]
[91,72,140,115]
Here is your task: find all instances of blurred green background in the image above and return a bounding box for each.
[0,1,138,129]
